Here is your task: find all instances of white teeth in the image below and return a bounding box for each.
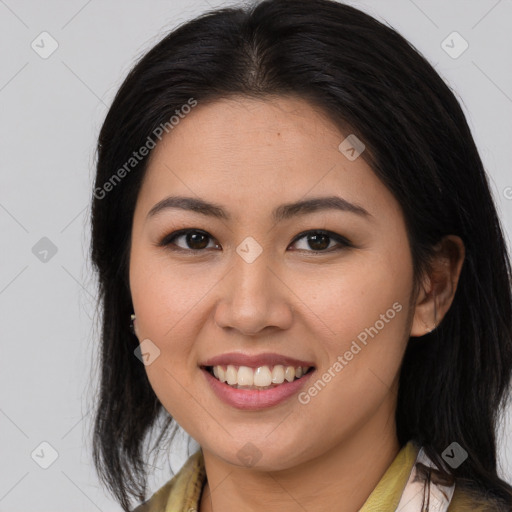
[284,366,295,382]
[271,365,285,384]
[237,366,254,386]
[253,366,272,387]
[210,364,312,388]
[226,365,237,385]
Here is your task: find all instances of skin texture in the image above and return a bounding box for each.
[129,96,465,512]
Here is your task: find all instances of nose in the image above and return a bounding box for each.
[213,250,294,336]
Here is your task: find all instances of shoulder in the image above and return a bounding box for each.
[448,484,512,512]
[131,449,206,512]
[131,479,173,512]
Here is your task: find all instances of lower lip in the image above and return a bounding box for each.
[201,367,315,410]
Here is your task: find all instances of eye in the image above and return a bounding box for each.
[158,229,220,252]
[158,228,352,254]
[288,230,352,253]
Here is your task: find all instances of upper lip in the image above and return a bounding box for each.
[200,352,315,369]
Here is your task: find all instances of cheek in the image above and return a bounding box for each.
[289,247,413,408]
[129,249,228,415]
[130,246,215,341]
[128,251,205,423]
[292,265,410,444]
[293,253,412,341]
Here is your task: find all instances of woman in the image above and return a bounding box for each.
[89,0,512,510]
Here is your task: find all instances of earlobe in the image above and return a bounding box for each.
[410,235,465,338]
[410,275,436,337]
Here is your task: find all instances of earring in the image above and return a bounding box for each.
[130,313,136,335]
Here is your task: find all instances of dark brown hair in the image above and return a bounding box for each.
[89,1,512,510]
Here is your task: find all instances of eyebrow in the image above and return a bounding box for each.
[147,195,371,222]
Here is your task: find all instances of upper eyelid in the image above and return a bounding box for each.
[290,229,351,245]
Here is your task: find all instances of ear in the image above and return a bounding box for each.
[410,235,465,337]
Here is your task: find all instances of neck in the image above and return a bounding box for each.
[199,413,401,512]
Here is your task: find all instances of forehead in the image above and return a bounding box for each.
[137,96,398,222]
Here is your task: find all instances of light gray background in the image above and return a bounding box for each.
[1,0,511,510]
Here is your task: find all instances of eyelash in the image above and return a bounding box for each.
[157,228,353,254]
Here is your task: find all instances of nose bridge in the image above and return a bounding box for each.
[233,244,272,303]
[213,241,293,335]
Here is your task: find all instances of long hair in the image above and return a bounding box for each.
[89,0,512,510]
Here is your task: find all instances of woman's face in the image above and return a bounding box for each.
[129,96,417,469]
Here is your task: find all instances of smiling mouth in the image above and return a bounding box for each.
[203,364,315,390]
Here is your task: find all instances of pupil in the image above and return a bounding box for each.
[308,233,329,250]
